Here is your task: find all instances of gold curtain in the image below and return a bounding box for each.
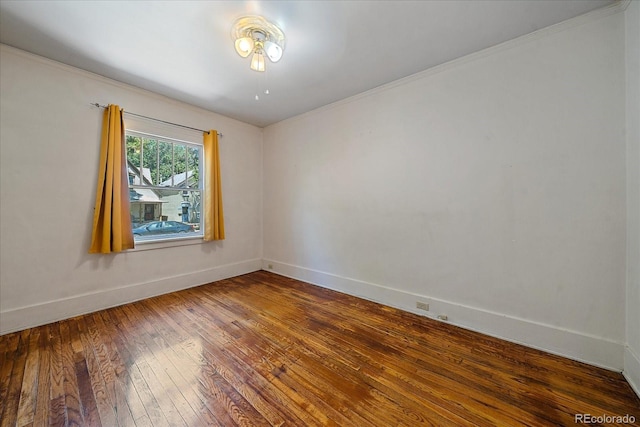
[203,130,225,241]
[89,105,134,253]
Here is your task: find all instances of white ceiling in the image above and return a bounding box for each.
[0,0,615,127]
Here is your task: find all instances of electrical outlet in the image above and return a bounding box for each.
[437,315,448,321]
[267,264,273,269]
[416,302,429,311]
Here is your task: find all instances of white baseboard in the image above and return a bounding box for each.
[624,347,640,399]
[2,256,628,374]
[262,259,625,371]
[0,258,262,335]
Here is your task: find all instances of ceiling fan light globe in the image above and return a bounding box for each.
[265,41,283,62]
[250,51,266,72]
[234,37,254,58]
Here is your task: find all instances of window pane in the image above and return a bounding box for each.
[126,136,141,168]
[130,188,202,241]
[142,138,157,185]
[174,144,186,187]
[126,135,142,185]
[158,140,173,186]
[188,146,200,188]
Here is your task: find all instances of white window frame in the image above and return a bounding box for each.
[125,129,205,251]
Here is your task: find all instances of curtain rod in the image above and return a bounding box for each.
[90,103,222,137]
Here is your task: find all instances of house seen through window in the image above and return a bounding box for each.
[126,130,203,242]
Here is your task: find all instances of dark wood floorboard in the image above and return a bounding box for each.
[1,270,639,426]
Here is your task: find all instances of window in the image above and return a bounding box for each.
[125,130,203,243]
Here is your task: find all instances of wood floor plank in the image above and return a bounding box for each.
[1,271,639,426]
[0,337,17,424]
[32,325,51,426]
[58,320,85,426]
[15,328,40,427]
[0,332,21,354]
[48,322,69,427]
[75,316,118,427]
[1,330,30,427]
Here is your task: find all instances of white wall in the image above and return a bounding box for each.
[263,9,627,369]
[0,45,263,334]
[625,0,640,396]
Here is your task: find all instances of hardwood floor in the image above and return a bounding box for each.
[1,271,639,426]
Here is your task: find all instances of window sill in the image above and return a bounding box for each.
[129,235,204,252]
